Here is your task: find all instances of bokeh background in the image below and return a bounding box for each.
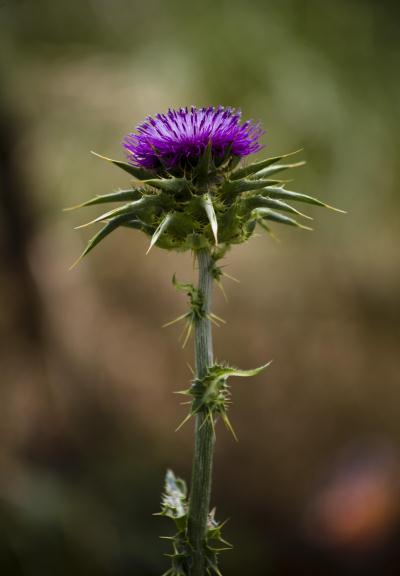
[1,1,399,574]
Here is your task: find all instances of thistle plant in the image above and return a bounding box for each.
[68,106,343,576]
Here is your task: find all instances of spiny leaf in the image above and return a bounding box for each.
[256,218,279,241]
[70,213,135,268]
[91,151,155,180]
[75,196,157,229]
[144,177,190,194]
[171,274,196,294]
[251,161,306,179]
[161,212,194,245]
[244,195,312,219]
[121,219,153,234]
[64,188,143,211]
[230,149,302,180]
[147,212,174,254]
[262,187,346,212]
[201,193,218,244]
[222,178,283,196]
[257,208,313,230]
[211,362,272,380]
[74,204,140,229]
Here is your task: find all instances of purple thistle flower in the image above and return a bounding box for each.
[123,106,264,171]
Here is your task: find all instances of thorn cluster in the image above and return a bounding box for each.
[158,470,232,576]
[164,275,225,348]
[175,362,270,440]
[68,121,344,267]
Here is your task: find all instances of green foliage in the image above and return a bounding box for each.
[147,213,175,254]
[229,149,302,180]
[176,362,271,440]
[163,275,208,348]
[158,470,231,576]
[201,194,219,245]
[64,188,144,210]
[90,151,155,180]
[144,177,192,195]
[71,149,343,263]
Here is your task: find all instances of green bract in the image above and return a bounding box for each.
[157,470,231,576]
[68,148,344,265]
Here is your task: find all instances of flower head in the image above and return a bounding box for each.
[71,104,336,265]
[123,106,263,172]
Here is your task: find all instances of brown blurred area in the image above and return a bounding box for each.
[1,1,400,574]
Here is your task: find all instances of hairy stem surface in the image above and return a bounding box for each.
[187,248,215,576]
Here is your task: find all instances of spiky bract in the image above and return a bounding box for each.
[70,107,343,264]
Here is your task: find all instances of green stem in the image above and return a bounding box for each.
[187,248,215,576]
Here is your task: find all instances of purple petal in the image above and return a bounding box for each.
[122,106,264,170]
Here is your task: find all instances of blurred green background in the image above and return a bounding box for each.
[1,1,400,574]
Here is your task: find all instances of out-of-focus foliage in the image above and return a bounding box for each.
[0,1,399,575]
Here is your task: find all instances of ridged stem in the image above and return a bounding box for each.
[187,248,215,576]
